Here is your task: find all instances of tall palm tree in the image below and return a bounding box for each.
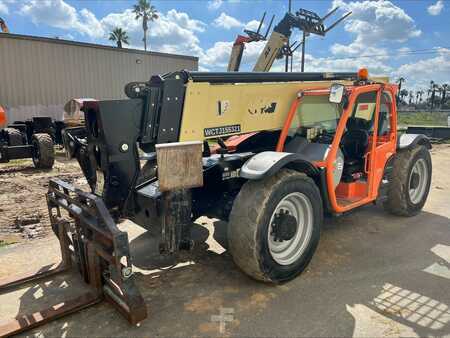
[133,0,158,51]
[396,77,405,104]
[109,27,130,48]
[441,84,448,106]
[429,81,438,110]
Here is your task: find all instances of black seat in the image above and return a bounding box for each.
[341,117,369,181]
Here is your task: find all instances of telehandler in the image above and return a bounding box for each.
[227,12,274,72]
[0,69,432,336]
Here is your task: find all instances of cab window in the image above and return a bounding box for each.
[378,92,392,136]
[352,91,377,122]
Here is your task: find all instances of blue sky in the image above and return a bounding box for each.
[0,0,449,90]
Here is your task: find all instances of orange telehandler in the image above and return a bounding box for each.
[0,68,432,336]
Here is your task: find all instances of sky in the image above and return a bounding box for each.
[0,0,449,91]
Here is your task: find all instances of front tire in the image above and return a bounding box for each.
[32,133,55,169]
[228,169,323,283]
[384,145,432,216]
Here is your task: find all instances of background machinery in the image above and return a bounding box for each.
[0,113,56,169]
[253,7,351,72]
[227,12,274,72]
[1,69,432,335]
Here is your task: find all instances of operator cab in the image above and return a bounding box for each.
[280,80,395,209]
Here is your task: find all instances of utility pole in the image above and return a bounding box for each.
[301,31,306,72]
[285,0,292,72]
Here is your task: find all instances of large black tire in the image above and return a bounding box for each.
[384,145,432,216]
[228,169,323,283]
[32,133,55,169]
[4,128,24,146]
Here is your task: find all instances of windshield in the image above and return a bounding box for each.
[288,95,343,136]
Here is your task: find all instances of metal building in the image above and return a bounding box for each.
[0,33,198,122]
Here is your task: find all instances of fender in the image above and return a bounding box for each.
[398,133,431,150]
[240,151,319,180]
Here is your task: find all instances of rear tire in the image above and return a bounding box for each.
[228,169,322,283]
[384,145,432,216]
[32,133,55,169]
[4,128,24,146]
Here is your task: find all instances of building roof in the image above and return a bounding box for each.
[0,32,199,61]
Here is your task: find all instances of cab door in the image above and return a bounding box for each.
[368,89,397,199]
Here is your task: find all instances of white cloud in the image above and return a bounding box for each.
[244,20,264,32]
[20,0,104,38]
[240,40,266,68]
[212,12,243,29]
[427,0,444,15]
[397,47,411,53]
[295,53,393,76]
[165,9,206,32]
[101,8,204,56]
[208,0,222,10]
[393,48,450,90]
[289,48,449,92]
[331,42,388,60]
[331,0,421,56]
[200,39,266,71]
[19,0,206,56]
[79,8,104,37]
[201,41,233,69]
[0,1,9,15]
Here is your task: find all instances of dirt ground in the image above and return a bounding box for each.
[0,150,87,244]
[0,144,449,337]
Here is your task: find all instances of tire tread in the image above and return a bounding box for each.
[228,169,320,282]
[32,133,55,169]
[384,145,431,216]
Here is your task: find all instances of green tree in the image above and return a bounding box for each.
[109,27,130,48]
[133,0,158,51]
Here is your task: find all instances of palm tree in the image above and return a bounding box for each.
[133,0,158,51]
[109,27,130,48]
[441,84,448,106]
[418,90,424,104]
[396,77,405,104]
[408,91,414,105]
[429,81,438,110]
[399,89,409,104]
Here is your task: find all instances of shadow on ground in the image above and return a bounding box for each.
[4,205,450,337]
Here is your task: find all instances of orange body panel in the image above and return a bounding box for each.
[211,132,259,154]
[336,181,368,200]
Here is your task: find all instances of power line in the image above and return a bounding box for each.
[325,47,450,61]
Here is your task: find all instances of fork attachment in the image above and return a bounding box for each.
[0,179,147,337]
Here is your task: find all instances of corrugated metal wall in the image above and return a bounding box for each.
[0,34,198,121]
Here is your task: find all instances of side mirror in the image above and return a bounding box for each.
[329,83,345,104]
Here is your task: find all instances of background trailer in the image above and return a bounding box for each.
[0,33,198,122]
